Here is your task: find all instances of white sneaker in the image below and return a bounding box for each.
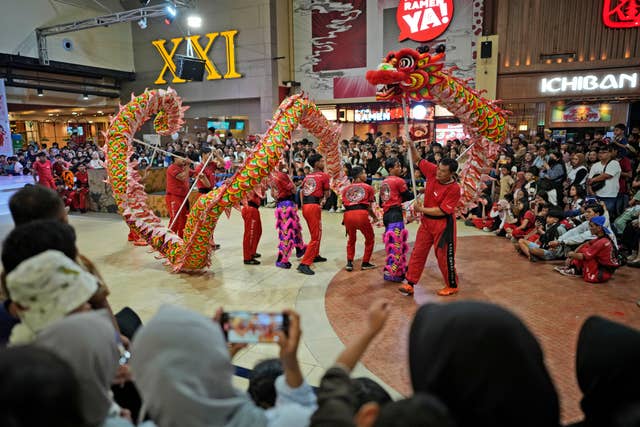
[329,208,336,213]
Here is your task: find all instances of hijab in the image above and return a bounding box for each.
[409,301,559,427]
[576,316,640,426]
[131,305,268,427]
[35,310,120,427]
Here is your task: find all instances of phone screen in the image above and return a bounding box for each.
[221,311,288,343]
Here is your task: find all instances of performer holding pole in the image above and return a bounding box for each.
[165,151,195,238]
[341,166,377,272]
[297,154,331,276]
[380,158,414,282]
[242,193,263,265]
[401,140,461,297]
[272,163,307,269]
[194,147,224,195]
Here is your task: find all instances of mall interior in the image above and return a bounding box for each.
[0,1,639,426]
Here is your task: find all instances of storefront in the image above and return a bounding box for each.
[498,68,640,141]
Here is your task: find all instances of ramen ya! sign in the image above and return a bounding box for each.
[397,0,454,42]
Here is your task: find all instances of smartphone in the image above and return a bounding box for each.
[220,311,289,344]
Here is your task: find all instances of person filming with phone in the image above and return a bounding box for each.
[130,305,316,427]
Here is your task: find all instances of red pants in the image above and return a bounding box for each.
[504,223,534,239]
[406,218,458,288]
[242,205,262,260]
[38,177,56,190]
[344,210,374,263]
[301,203,322,266]
[71,188,88,210]
[166,194,189,238]
[571,245,614,283]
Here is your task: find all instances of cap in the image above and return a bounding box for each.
[590,215,612,235]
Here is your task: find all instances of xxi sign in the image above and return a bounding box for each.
[152,30,242,84]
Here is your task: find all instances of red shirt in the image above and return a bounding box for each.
[195,163,217,190]
[380,175,408,212]
[581,236,619,267]
[619,156,631,194]
[75,171,89,187]
[246,193,262,206]
[272,170,295,199]
[418,159,461,216]
[32,160,54,181]
[166,164,191,197]
[301,171,331,198]
[341,182,375,207]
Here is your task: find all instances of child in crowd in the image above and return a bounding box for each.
[517,208,565,261]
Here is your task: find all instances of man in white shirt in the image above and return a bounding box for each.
[587,146,621,217]
[206,127,221,146]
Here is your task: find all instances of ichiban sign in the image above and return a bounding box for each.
[152,30,242,84]
[397,0,454,42]
[540,73,638,94]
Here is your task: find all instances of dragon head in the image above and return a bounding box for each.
[366,46,446,102]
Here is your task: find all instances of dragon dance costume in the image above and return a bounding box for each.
[380,175,413,282]
[272,170,306,268]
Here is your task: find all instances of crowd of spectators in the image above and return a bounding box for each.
[1,186,639,427]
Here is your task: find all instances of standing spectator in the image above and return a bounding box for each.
[498,165,515,200]
[612,123,628,157]
[31,152,56,189]
[566,153,588,188]
[614,144,633,216]
[588,146,621,217]
[89,152,105,169]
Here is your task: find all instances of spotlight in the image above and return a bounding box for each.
[164,4,177,25]
[187,15,202,28]
[137,17,148,29]
[37,88,44,96]
[412,104,427,120]
[83,93,89,100]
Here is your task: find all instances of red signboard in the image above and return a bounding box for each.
[397,0,454,41]
[603,0,640,28]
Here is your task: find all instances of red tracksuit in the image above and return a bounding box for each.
[195,162,218,194]
[300,171,331,266]
[166,163,192,238]
[72,170,89,211]
[32,160,56,189]
[406,160,461,288]
[341,182,375,263]
[242,194,263,261]
[570,236,620,283]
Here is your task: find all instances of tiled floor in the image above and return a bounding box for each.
[325,235,640,423]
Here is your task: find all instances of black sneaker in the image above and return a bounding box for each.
[253,253,262,258]
[297,264,315,275]
[345,261,353,272]
[244,259,260,265]
[361,262,377,270]
[314,255,327,263]
[296,247,306,258]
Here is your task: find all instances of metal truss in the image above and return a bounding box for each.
[36,1,194,65]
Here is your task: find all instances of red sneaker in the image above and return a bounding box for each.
[398,283,414,296]
[437,287,458,296]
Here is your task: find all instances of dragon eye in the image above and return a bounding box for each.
[399,56,414,69]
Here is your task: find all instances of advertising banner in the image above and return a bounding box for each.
[397,0,454,42]
[435,123,468,144]
[0,80,13,156]
[551,103,613,123]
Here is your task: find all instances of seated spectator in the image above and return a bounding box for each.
[555,216,621,282]
[372,394,454,427]
[249,358,284,409]
[131,305,316,427]
[409,301,559,427]
[36,310,134,427]
[566,184,587,214]
[5,249,99,344]
[568,316,640,427]
[0,345,86,427]
[566,153,588,188]
[311,299,392,427]
[517,208,565,261]
[504,199,536,240]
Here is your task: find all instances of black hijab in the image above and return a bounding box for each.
[409,301,559,427]
[575,316,640,427]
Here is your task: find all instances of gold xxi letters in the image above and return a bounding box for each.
[152,30,242,84]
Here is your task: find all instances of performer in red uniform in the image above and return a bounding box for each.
[297,154,331,275]
[166,152,194,238]
[71,163,89,213]
[557,216,621,283]
[402,141,461,297]
[272,164,307,269]
[195,148,223,194]
[242,193,263,265]
[341,166,377,272]
[31,152,56,189]
[380,158,414,282]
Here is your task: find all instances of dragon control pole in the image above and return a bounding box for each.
[401,97,419,198]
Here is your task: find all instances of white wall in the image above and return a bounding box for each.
[0,0,134,71]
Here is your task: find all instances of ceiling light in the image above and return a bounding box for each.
[137,17,148,29]
[89,120,93,123]
[72,112,78,115]
[164,4,177,25]
[187,15,202,28]
[37,88,44,96]
[82,93,89,100]
[48,113,53,116]
[97,110,103,114]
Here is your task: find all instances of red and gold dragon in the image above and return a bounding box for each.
[366,46,510,211]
